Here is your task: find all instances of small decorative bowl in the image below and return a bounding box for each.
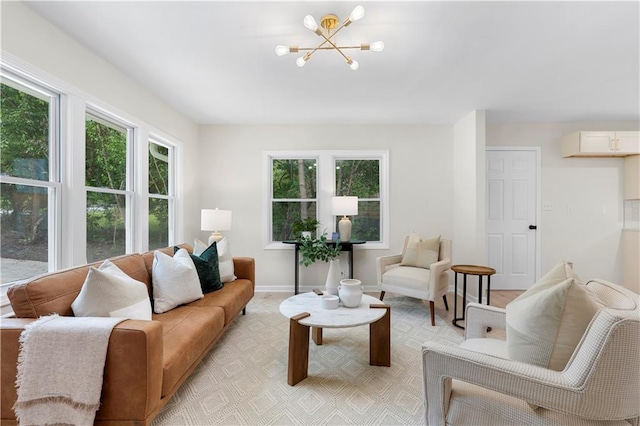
[321,295,339,310]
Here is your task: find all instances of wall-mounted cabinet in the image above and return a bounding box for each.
[561,131,640,157]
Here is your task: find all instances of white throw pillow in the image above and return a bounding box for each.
[193,238,209,257]
[217,237,237,283]
[506,262,603,371]
[400,233,440,269]
[152,248,204,314]
[71,259,152,320]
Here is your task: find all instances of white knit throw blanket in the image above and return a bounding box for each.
[14,314,124,425]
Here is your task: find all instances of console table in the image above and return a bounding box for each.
[283,240,366,294]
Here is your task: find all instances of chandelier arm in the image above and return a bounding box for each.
[319,33,350,61]
[297,46,363,51]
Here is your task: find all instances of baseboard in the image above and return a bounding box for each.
[450,284,480,304]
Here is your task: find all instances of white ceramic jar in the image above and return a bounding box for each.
[338,279,363,308]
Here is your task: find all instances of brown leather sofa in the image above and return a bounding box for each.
[0,245,255,425]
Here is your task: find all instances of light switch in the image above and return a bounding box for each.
[602,205,607,215]
[567,204,574,214]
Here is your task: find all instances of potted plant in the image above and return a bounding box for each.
[299,234,343,295]
[298,234,341,267]
[291,217,320,239]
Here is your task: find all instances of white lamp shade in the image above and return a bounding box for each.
[201,209,232,231]
[332,196,358,216]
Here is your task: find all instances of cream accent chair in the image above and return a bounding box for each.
[376,238,452,326]
[421,279,640,425]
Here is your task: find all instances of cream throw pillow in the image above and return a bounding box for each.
[506,262,603,371]
[152,248,203,314]
[400,233,440,269]
[217,237,237,283]
[71,259,152,320]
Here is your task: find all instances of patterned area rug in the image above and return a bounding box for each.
[153,293,463,425]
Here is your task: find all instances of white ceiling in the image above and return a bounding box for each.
[25,1,640,125]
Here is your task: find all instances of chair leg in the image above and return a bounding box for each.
[442,295,449,311]
[379,291,385,301]
[429,301,436,326]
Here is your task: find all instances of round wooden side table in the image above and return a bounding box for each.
[451,264,496,330]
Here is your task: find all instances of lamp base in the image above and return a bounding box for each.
[338,216,352,242]
[208,232,223,246]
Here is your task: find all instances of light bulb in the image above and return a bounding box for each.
[349,6,365,22]
[296,56,307,67]
[370,41,384,52]
[348,58,359,71]
[303,15,318,32]
[275,45,290,56]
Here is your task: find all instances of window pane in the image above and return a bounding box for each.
[1,183,49,283]
[335,200,380,242]
[272,201,317,241]
[335,159,379,198]
[149,197,168,250]
[272,159,317,199]
[149,142,169,195]
[86,191,126,262]
[85,117,127,189]
[0,83,49,181]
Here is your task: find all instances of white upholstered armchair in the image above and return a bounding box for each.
[376,236,451,326]
[421,279,640,425]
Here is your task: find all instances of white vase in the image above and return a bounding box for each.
[339,279,363,308]
[325,259,341,296]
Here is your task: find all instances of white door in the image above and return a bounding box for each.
[486,149,538,290]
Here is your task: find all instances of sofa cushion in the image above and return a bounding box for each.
[506,262,603,371]
[71,259,152,320]
[153,305,225,397]
[152,249,203,314]
[176,243,223,294]
[187,279,254,325]
[400,233,440,269]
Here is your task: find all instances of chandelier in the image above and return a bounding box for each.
[275,5,384,70]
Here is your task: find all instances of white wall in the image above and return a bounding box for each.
[1,2,201,246]
[198,125,453,292]
[487,122,638,284]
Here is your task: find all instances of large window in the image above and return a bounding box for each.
[148,139,174,250]
[335,159,381,241]
[0,61,181,303]
[271,158,318,241]
[85,113,132,262]
[0,76,59,284]
[266,151,388,248]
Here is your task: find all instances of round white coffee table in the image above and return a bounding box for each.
[279,292,391,386]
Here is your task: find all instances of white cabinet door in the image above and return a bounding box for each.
[615,131,640,154]
[580,132,616,153]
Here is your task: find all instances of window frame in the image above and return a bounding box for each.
[264,150,389,250]
[85,108,136,257]
[0,70,62,274]
[147,137,176,249]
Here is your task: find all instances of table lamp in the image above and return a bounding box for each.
[332,196,358,241]
[201,208,232,245]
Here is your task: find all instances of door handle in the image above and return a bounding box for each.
[529,225,537,230]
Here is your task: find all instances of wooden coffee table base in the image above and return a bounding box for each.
[287,305,391,386]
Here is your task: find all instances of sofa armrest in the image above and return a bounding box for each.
[1,318,164,423]
[233,257,255,285]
